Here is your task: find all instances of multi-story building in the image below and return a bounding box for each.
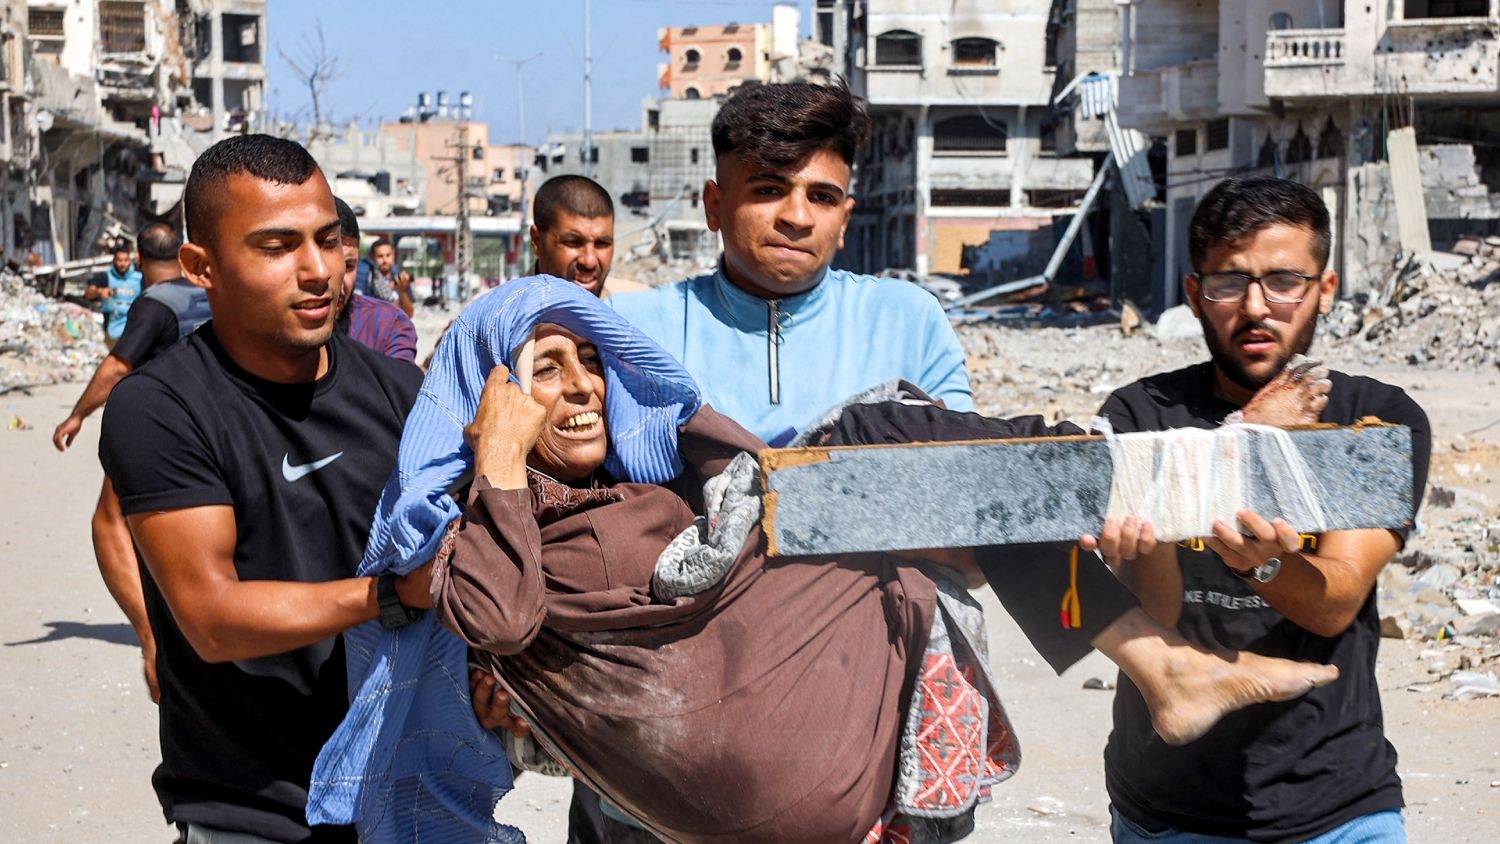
[659,4,835,99]
[182,0,268,138]
[14,0,268,267]
[1118,0,1500,303]
[818,0,1097,281]
[658,20,769,100]
[379,93,534,219]
[539,96,720,260]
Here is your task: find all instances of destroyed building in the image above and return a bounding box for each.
[816,0,1099,282]
[1116,0,1500,306]
[10,0,266,271]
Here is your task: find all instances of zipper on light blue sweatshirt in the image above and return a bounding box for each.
[767,298,781,405]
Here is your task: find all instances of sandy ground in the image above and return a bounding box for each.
[1,351,1498,843]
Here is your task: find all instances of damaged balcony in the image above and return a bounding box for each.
[97,0,159,105]
[1267,9,1500,99]
[1118,59,1219,135]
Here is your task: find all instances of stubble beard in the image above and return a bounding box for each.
[1200,313,1319,393]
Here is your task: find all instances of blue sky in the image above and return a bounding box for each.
[265,0,815,144]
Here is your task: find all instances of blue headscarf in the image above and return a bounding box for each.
[309,277,701,842]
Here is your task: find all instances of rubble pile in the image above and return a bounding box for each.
[0,269,105,392]
[1323,243,1500,372]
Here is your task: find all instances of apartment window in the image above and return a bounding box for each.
[875,30,922,66]
[491,168,506,183]
[1269,12,1295,30]
[29,8,65,38]
[1404,0,1489,18]
[1030,189,1086,207]
[1317,117,1343,159]
[684,87,701,100]
[100,2,147,54]
[1285,125,1312,164]
[1040,120,1058,153]
[631,146,650,164]
[1258,135,1280,168]
[690,147,700,164]
[933,114,1007,153]
[952,38,998,66]
[1175,128,1198,157]
[931,188,1010,207]
[684,48,701,66]
[1206,118,1230,151]
[223,13,261,63]
[726,46,743,68]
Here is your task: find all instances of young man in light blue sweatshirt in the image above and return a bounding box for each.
[610,80,972,445]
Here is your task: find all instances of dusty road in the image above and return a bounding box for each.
[2,354,1497,842]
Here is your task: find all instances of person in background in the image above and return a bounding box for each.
[333,197,417,362]
[86,239,146,349]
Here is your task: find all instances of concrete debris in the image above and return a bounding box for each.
[1446,670,1499,701]
[1150,305,1204,341]
[1320,245,1500,373]
[0,269,106,393]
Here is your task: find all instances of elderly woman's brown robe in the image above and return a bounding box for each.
[431,406,945,844]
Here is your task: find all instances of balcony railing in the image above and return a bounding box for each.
[1265,29,1345,66]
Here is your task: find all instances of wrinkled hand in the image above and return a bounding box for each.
[470,668,531,737]
[465,365,545,486]
[395,560,435,609]
[1080,514,1159,574]
[1240,355,1330,427]
[1206,509,1301,576]
[53,415,83,452]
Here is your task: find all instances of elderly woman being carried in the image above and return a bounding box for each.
[318,278,1337,844]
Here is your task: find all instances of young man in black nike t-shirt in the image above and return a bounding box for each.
[99,136,430,844]
[1090,178,1430,843]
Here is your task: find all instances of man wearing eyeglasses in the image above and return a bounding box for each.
[1091,177,1430,843]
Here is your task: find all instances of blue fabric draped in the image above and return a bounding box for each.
[308,276,702,842]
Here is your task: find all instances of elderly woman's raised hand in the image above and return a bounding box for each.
[465,364,547,490]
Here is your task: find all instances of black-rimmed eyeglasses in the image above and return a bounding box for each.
[1192,271,1321,304]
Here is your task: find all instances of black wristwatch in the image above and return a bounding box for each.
[377,573,425,629]
[1230,557,1282,584]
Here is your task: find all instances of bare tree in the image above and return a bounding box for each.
[277,22,346,139]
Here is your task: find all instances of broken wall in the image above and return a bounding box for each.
[1346,161,1402,297]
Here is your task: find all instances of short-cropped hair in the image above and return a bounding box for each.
[136,223,182,263]
[533,175,614,232]
[334,196,360,241]
[711,79,870,170]
[184,134,321,248]
[1189,177,1331,271]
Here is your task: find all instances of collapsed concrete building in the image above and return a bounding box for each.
[816,0,1099,282]
[12,0,266,274]
[1115,0,1500,307]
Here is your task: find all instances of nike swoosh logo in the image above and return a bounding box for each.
[282,452,344,482]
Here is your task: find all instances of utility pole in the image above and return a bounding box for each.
[583,0,594,178]
[503,52,544,275]
[434,121,476,308]
[454,121,473,304]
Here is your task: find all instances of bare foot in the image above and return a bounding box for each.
[1141,647,1339,745]
[1239,355,1330,427]
[1092,608,1339,745]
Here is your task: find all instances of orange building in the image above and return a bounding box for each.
[657,21,771,100]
